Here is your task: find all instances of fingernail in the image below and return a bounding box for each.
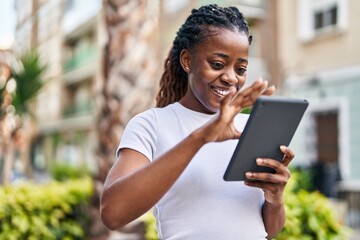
[256,158,263,164]
[246,172,252,178]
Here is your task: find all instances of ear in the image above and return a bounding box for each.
[180,49,191,73]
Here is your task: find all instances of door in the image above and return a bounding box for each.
[312,110,340,197]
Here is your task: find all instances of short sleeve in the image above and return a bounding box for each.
[116,109,157,162]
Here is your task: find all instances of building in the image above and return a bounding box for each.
[277,0,360,227]
[13,0,104,178]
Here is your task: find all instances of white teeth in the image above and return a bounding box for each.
[212,87,230,96]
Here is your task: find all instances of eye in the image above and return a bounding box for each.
[210,61,224,70]
[236,67,247,76]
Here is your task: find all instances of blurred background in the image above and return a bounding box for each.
[0,0,360,239]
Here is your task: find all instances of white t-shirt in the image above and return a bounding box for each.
[118,102,267,240]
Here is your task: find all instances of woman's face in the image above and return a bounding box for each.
[179,28,249,114]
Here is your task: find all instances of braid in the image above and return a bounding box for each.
[156,49,188,107]
[156,4,252,108]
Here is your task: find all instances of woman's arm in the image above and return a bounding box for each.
[100,129,206,230]
[262,199,286,239]
[100,79,273,230]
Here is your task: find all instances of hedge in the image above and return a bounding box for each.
[0,177,93,240]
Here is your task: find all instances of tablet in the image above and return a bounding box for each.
[223,96,309,181]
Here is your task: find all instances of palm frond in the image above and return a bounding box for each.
[10,50,47,116]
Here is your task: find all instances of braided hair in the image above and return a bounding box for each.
[156,4,252,107]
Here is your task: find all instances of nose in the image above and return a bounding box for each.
[220,68,238,86]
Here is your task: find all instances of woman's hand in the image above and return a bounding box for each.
[244,145,294,204]
[198,78,275,143]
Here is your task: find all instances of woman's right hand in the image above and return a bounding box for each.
[198,79,275,143]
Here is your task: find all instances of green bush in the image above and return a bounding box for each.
[0,177,93,240]
[275,171,350,240]
[50,163,89,181]
[141,211,158,240]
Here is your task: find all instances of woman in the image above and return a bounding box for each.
[100,4,293,239]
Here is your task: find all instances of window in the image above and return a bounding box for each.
[314,5,338,30]
[298,0,348,41]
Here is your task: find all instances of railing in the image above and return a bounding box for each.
[63,101,93,118]
[63,47,97,73]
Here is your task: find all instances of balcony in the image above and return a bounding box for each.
[62,46,98,85]
[63,46,97,73]
[63,101,93,118]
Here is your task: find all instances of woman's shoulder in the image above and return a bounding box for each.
[127,103,178,125]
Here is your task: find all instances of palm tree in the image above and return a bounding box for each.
[97,0,160,182]
[1,50,46,185]
[94,0,160,238]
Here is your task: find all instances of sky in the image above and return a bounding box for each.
[0,0,16,49]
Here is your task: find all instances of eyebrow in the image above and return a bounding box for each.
[212,52,248,64]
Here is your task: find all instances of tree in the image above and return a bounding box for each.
[94,1,160,238]
[1,50,46,185]
[97,0,160,182]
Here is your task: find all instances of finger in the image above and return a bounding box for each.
[255,158,290,175]
[240,81,269,107]
[262,85,276,96]
[239,79,265,97]
[231,82,261,106]
[241,83,275,107]
[232,79,269,109]
[280,145,295,167]
[245,171,284,184]
[244,180,277,191]
[241,85,274,108]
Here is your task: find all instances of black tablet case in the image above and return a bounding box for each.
[223,96,309,181]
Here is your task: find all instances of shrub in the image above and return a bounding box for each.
[0,177,93,239]
[50,163,89,181]
[141,211,158,240]
[275,170,350,240]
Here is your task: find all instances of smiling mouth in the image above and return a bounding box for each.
[211,86,231,97]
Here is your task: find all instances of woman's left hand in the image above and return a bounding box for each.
[244,145,294,204]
